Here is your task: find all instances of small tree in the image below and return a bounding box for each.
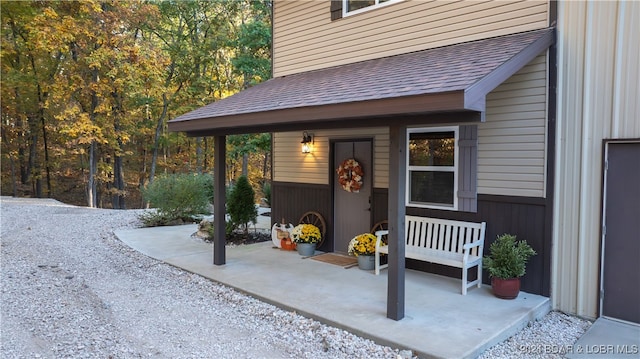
[227,175,257,235]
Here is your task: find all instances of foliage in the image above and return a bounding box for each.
[0,1,272,207]
[261,181,271,207]
[483,234,537,279]
[140,173,212,226]
[348,233,378,256]
[291,224,321,244]
[226,175,257,235]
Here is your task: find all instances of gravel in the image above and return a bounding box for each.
[1,197,591,358]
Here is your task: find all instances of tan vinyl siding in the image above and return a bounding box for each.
[478,54,548,197]
[273,0,549,76]
[273,128,389,188]
[553,1,640,319]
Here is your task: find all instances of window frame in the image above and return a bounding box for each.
[342,0,402,17]
[406,126,459,211]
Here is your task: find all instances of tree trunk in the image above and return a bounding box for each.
[87,67,99,207]
[113,154,125,209]
[40,102,52,197]
[196,137,203,174]
[263,152,270,180]
[149,93,169,185]
[111,91,126,209]
[28,115,41,197]
[87,140,97,207]
[242,153,249,177]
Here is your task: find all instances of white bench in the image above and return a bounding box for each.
[375,215,486,295]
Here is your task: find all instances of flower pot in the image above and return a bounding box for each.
[281,238,295,251]
[296,242,316,256]
[357,255,375,270]
[491,277,521,299]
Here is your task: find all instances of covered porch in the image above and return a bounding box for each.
[116,224,550,359]
[167,28,556,321]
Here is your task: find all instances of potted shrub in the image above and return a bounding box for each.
[291,223,321,256]
[348,233,378,270]
[483,233,536,299]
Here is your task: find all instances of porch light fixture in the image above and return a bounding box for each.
[301,131,313,153]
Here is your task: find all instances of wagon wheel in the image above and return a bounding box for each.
[371,220,388,245]
[298,211,327,248]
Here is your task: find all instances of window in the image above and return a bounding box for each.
[342,0,399,17]
[407,127,458,210]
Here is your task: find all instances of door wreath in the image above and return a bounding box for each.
[336,158,364,193]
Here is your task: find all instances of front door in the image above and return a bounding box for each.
[601,141,640,324]
[333,140,372,253]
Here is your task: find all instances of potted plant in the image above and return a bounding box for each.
[348,233,378,270]
[291,223,321,256]
[484,233,536,299]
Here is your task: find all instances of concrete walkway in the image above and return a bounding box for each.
[567,318,640,359]
[115,222,550,359]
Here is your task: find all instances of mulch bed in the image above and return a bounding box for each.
[198,230,271,246]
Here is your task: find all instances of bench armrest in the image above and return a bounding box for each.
[375,230,389,250]
[462,240,483,250]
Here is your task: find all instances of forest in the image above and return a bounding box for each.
[1,0,272,209]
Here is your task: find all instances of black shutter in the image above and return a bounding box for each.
[331,0,343,21]
[458,125,478,212]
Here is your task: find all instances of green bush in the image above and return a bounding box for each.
[484,234,536,279]
[140,173,213,226]
[227,175,257,234]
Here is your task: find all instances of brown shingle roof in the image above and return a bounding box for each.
[169,28,554,136]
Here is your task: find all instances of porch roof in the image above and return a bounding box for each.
[168,28,554,136]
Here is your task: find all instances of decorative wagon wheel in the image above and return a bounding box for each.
[370,220,388,245]
[298,211,327,248]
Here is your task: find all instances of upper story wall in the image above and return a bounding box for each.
[273,0,550,77]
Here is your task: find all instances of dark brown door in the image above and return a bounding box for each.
[333,140,372,253]
[601,141,640,324]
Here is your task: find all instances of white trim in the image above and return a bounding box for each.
[405,126,459,211]
[342,0,403,18]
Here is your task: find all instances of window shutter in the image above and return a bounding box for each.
[331,0,343,21]
[458,125,478,212]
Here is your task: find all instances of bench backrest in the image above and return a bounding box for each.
[405,215,486,256]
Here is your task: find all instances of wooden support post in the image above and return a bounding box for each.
[213,135,226,265]
[387,124,406,320]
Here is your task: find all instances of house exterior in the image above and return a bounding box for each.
[169,0,639,323]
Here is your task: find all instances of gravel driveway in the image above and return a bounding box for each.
[1,197,591,358]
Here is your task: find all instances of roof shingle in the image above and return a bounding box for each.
[169,28,554,135]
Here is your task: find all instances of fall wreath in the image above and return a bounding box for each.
[336,158,364,193]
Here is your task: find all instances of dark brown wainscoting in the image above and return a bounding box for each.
[373,190,551,297]
[271,181,332,252]
[273,183,550,296]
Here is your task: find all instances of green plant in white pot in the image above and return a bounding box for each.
[483,233,536,299]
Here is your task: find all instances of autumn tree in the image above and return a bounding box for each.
[1,1,273,208]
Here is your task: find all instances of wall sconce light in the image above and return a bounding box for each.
[301,131,313,154]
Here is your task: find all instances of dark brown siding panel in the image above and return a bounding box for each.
[330,0,342,21]
[372,188,388,228]
[406,194,550,296]
[273,181,551,296]
[271,181,332,252]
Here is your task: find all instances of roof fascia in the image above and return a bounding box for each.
[168,90,467,135]
[180,111,483,137]
[464,28,556,110]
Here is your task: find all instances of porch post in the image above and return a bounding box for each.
[387,124,406,320]
[213,135,226,265]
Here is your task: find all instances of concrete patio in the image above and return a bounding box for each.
[115,223,550,359]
